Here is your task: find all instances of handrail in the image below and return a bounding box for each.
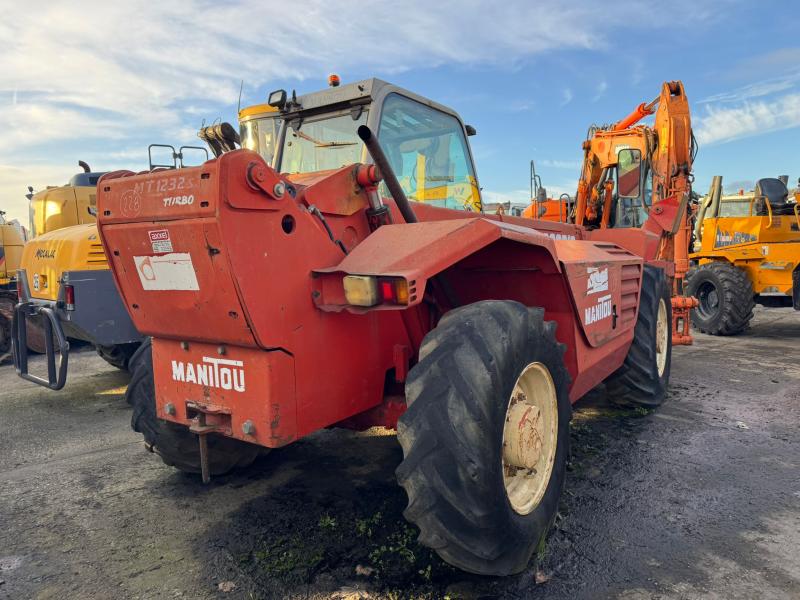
[748,195,773,228]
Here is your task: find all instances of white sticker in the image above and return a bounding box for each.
[134,253,199,291]
[587,267,609,295]
[148,229,174,254]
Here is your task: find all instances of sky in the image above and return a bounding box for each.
[2,0,800,223]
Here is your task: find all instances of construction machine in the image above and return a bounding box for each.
[527,82,698,345]
[522,160,573,221]
[0,211,27,358]
[12,162,149,388]
[687,176,799,334]
[97,77,689,576]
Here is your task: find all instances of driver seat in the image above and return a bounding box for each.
[754,178,795,215]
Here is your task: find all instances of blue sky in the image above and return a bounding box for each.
[2,0,800,222]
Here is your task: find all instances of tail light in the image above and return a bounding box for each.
[343,275,409,307]
[64,284,75,311]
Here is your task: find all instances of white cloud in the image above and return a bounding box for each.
[695,93,800,145]
[0,0,719,220]
[593,80,608,102]
[540,159,582,169]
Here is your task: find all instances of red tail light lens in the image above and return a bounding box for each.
[64,284,75,311]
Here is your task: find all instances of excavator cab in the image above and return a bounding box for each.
[612,147,652,228]
[270,78,482,212]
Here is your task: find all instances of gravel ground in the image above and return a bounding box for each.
[0,306,798,599]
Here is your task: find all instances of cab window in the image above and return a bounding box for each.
[241,116,281,166]
[280,111,367,173]
[378,94,481,211]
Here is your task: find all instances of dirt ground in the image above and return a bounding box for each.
[0,307,798,600]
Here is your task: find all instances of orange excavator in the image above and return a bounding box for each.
[530,81,698,344]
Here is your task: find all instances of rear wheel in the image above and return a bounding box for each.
[96,342,141,370]
[606,265,672,407]
[126,338,261,476]
[686,262,754,335]
[396,301,571,576]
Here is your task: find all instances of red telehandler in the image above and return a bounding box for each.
[97,79,688,576]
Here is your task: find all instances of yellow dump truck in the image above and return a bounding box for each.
[688,176,800,334]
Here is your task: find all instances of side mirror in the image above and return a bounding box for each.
[617,148,642,198]
[465,124,477,136]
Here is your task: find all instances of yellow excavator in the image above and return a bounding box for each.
[13,162,145,388]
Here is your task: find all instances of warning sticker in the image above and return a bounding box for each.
[134,253,199,291]
[148,229,174,254]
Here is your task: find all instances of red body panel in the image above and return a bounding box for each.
[98,150,651,446]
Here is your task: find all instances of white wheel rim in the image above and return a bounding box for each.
[656,298,669,377]
[502,362,558,515]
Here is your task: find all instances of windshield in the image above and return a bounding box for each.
[279,111,367,173]
[717,198,754,217]
[241,116,281,166]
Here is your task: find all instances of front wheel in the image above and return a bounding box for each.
[396,301,571,576]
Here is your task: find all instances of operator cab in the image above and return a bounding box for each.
[611,147,652,228]
[266,78,482,212]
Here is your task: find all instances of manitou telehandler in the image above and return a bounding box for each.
[97,78,688,576]
[687,175,799,334]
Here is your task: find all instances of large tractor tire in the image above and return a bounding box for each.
[686,261,754,335]
[606,265,672,408]
[396,301,571,576]
[126,338,262,476]
[96,342,141,371]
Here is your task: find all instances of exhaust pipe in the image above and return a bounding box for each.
[357,126,417,224]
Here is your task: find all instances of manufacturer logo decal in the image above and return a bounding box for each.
[35,248,56,259]
[148,229,173,253]
[120,188,142,218]
[587,267,609,295]
[171,356,245,392]
[714,229,756,247]
[585,294,612,325]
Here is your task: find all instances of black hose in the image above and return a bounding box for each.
[357,125,417,223]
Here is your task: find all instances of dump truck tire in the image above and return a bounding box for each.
[396,300,571,576]
[96,342,141,370]
[126,338,261,476]
[606,265,672,407]
[686,262,754,335]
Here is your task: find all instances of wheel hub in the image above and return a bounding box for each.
[502,362,558,515]
[656,298,669,377]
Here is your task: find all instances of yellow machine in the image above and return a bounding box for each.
[27,161,100,237]
[13,164,143,388]
[687,176,800,334]
[0,211,27,357]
